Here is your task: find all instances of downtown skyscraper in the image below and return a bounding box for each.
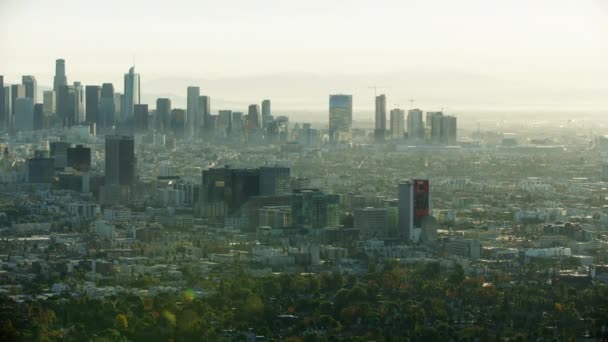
[374,94,387,143]
[328,94,352,143]
[105,134,135,186]
[21,76,37,103]
[123,66,140,119]
[53,59,67,92]
[187,86,200,137]
[390,108,404,140]
[407,108,424,142]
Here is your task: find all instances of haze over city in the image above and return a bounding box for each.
[2,1,608,341]
[1,0,607,118]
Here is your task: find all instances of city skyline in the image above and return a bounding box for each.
[1,0,607,114]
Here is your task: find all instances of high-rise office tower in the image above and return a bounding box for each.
[105,135,135,186]
[199,95,211,130]
[56,85,75,127]
[21,75,37,103]
[217,110,232,138]
[10,84,25,117]
[329,94,353,143]
[398,179,430,242]
[427,111,443,144]
[247,104,260,130]
[67,144,91,172]
[201,167,261,218]
[114,93,124,121]
[407,109,424,141]
[389,108,405,140]
[99,83,116,129]
[33,104,43,130]
[374,94,387,143]
[156,98,171,133]
[14,97,34,131]
[73,82,84,124]
[187,86,200,137]
[123,66,140,118]
[43,91,56,116]
[261,99,272,127]
[171,109,186,137]
[231,111,244,140]
[53,59,67,92]
[440,115,457,145]
[134,104,149,132]
[50,141,70,170]
[85,85,100,125]
[2,85,10,131]
[0,76,5,130]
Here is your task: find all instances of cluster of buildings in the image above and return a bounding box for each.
[2,57,608,303]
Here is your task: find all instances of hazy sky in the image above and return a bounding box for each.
[1,0,607,113]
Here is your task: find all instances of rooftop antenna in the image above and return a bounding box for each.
[409,98,415,109]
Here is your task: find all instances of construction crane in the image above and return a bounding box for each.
[368,85,390,97]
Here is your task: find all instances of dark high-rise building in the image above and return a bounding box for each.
[329,94,353,143]
[22,75,37,103]
[156,98,171,133]
[0,76,5,130]
[427,111,443,144]
[73,82,84,124]
[85,85,101,125]
[200,167,262,218]
[67,145,91,172]
[261,99,272,127]
[50,141,70,170]
[398,179,430,242]
[53,59,67,92]
[14,97,34,131]
[134,104,149,132]
[259,166,291,196]
[99,83,115,129]
[33,104,43,130]
[374,94,387,143]
[247,104,260,130]
[56,85,75,127]
[10,84,25,116]
[291,189,340,229]
[105,135,135,186]
[2,86,11,131]
[26,158,55,183]
[199,96,211,130]
[187,86,200,136]
[171,109,186,137]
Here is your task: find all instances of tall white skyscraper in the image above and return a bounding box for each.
[187,86,200,137]
[123,66,140,119]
